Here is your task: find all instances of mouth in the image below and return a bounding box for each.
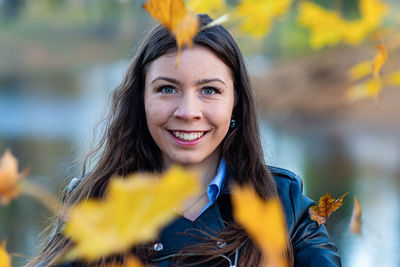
[168,130,208,142]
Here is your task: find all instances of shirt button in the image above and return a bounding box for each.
[153,242,164,251]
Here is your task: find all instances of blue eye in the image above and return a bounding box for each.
[161,86,176,94]
[202,87,217,95]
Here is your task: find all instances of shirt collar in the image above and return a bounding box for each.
[206,158,226,204]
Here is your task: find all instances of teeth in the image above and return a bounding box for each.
[172,131,205,141]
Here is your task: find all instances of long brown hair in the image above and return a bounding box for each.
[30,14,293,267]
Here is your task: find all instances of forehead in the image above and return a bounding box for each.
[145,46,233,82]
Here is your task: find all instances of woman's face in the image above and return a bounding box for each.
[144,46,235,168]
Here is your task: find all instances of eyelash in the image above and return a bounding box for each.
[201,87,221,95]
[154,85,222,95]
[154,85,176,94]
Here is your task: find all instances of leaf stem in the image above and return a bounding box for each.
[19,179,61,214]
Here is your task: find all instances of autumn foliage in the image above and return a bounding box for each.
[350,197,362,235]
[232,185,288,267]
[143,0,199,64]
[309,192,348,226]
[0,150,28,205]
[63,166,200,261]
[0,240,11,267]
[2,0,395,266]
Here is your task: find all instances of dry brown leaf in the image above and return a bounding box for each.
[309,192,348,225]
[0,150,28,205]
[349,197,362,235]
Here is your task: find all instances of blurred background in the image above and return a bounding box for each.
[0,0,399,266]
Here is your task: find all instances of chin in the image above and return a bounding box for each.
[174,157,204,166]
[166,152,207,167]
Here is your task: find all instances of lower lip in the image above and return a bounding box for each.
[168,131,208,147]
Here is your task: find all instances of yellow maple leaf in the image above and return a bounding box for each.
[143,0,199,64]
[384,70,400,86]
[358,0,388,27]
[0,150,28,205]
[234,0,292,39]
[298,0,388,49]
[0,240,11,267]
[349,197,362,235]
[348,60,373,80]
[348,46,386,81]
[64,166,200,261]
[342,0,387,45]
[187,0,226,17]
[298,2,345,49]
[232,185,288,267]
[347,42,389,100]
[372,44,388,81]
[309,192,348,226]
[345,78,382,101]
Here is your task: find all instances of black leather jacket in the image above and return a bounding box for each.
[150,166,341,267]
[52,166,341,267]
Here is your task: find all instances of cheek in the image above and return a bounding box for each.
[145,102,161,127]
[145,99,173,127]
[206,103,233,131]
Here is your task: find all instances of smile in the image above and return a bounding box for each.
[170,131,206,141]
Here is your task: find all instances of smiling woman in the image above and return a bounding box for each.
[30,14,341,267]
[144,46,235,222]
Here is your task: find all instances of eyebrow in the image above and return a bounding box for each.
[151,77,226,86]
[197,78,226,86]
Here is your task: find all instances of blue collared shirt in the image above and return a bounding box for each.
[199,158,226,216]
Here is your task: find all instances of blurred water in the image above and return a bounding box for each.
[1,61,399,266]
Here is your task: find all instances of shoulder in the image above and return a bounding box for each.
[267,166,342,266]
[267,166,314,233]
[268,165,304,193]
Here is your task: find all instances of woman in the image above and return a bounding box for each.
[31,14,341,267]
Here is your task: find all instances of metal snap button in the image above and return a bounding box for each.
[153,242,164,251]
[217,240,227,249]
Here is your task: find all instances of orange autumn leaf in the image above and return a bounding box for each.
[372,43,388,81]
[349,197,362,235]
[309,192,348,226]
[232,185,288,267]
[143,0,199,63]
[105,255,147,267]
[0,240,11,267]
[0,150,28,205]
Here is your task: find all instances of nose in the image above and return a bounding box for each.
[173,94,202,121]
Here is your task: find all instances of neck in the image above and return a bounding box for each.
[162,150,221,191]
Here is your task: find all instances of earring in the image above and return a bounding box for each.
[230,119,236,128]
